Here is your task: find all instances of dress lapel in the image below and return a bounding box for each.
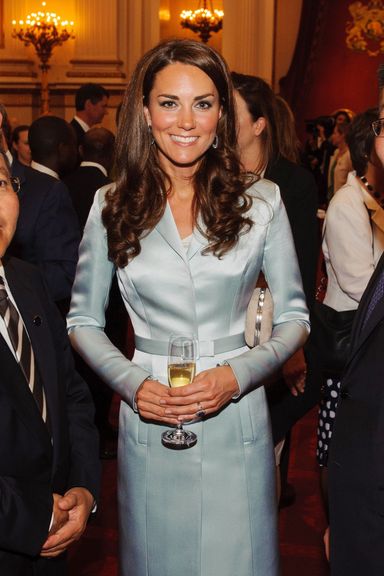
[187,214,207,261]
[155,203,209,263]
[155,202,189,264]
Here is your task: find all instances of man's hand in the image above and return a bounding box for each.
[48,493,69,537]
[40,487,95,558]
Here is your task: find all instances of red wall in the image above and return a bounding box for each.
[296,0,383,136]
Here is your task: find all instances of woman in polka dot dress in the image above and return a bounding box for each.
[317,109,384,513]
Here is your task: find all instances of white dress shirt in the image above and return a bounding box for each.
[73,116,90,133]
[30,161,59,180]
[80,161,108,177]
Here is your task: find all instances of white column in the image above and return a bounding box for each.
[222,0,275,84]
[68,0,125,81]
[126,0,160,78]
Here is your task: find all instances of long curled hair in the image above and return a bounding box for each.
[102,39,253,268]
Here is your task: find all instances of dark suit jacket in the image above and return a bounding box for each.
[70,118,86,147]
[7,167,80,308]
[328,251,384,575]
[266,156,319,309]
[10,158,27,180]
[265,156,321,443]
[64,165,110,231]
[70,119,86,169]
[0,256,100,576]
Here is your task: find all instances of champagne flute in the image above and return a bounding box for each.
[161,333,198,450]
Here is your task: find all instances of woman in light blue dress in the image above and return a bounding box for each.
[67,39,310,576]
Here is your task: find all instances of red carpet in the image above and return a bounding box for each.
[279,408,329,575]
[68,405,329,575]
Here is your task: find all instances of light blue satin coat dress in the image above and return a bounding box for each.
[67,178,310,576]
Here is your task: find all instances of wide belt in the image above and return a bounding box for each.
[135,332,246,357]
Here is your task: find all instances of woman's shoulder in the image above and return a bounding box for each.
[326,173,368,226]
[246,177,279,203]
[93,182,116,211]
[329,172,361,206]
[245,178,280,224]
[95,182,116,207]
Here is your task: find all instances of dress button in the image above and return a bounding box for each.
[340,389,350,399]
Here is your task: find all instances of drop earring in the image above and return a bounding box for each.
[212,134,218,149]
[148,125,155,146]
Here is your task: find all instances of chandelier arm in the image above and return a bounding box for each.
[180,0,223,43]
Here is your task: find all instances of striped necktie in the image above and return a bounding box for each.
[0,276,47,423]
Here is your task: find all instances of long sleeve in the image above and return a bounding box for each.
[67,188,150,408]
[34,180,80,302]
[226,185,310,395]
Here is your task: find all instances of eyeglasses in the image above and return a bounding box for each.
[372,118,384,137]
[0,176,20,195]
[10,177,20,194]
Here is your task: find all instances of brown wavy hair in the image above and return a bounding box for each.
[102,39,254,268]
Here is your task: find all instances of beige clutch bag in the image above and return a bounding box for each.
[245,286,273,347]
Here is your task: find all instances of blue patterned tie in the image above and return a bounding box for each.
[362,269,384,330]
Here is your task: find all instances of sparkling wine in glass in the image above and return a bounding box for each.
[161,333,198,450]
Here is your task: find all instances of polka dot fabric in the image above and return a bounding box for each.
[317,377,341,466]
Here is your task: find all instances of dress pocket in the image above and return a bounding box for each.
[238,386,270,445]
[238,395,255,444]
[137,416,149,445]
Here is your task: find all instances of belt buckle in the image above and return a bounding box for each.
[198,340,214,357]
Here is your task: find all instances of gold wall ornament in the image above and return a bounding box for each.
[346,1,384,56]
[180,0,223,44]
[12,1,75,114]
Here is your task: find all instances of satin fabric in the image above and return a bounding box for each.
[68,178,309,576]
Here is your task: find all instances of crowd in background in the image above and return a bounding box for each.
[1,42,384,576]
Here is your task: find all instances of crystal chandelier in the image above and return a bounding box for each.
[12,2,74,114]
[180,0,224,44]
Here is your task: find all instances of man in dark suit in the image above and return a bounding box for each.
[64,127,115,230]
[0,149,100,575]
[8,115,80,316]
[65,126,125,459]
[70,83,109,164]
[328,65,384,575]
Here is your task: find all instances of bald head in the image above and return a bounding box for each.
[80,127,115,174]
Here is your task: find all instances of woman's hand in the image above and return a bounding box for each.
[160,365,240,422]
[282,348,307,397]
[135,379,179,425]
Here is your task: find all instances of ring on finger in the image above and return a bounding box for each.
[196,402,206,419]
